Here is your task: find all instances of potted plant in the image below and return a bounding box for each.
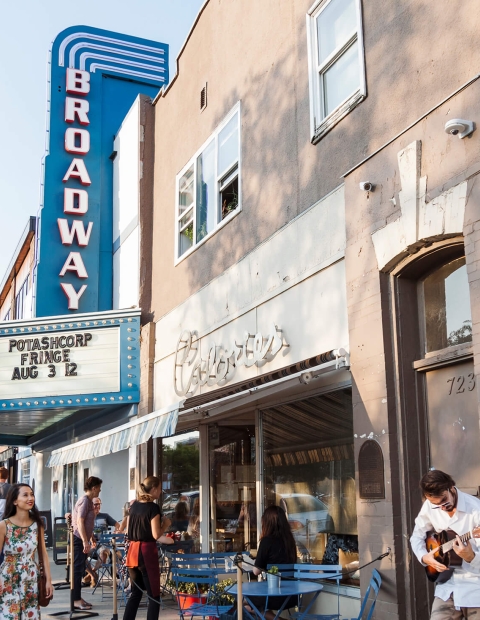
[167,579,209,611]
[266,565,281,589]
[216,578,235,607]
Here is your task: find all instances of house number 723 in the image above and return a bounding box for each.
[447,374,475,395]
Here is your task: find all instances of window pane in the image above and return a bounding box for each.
[178,166,194,217]
[196,140,216,242]
[209,422,257,553]
[317,0,357,65]
[262,389,358,584]
[424,257,472,352]
[179,209,193,231]
[218,112,239,176]
[179,222,194,257]
[323,40,359,116]
[219,168,239,221]
[162,431,200,551]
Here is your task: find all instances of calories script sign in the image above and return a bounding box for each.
[0,327,120,400]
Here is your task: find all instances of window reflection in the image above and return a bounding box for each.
[161,431,200,550]
[209,422,256,553]
[423,257,472,352]
[262,389,358,585]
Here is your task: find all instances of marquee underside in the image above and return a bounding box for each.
[0,403,135,449]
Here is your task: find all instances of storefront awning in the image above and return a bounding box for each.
[45,401,183,467]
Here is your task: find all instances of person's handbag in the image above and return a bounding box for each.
[37,533,52,607]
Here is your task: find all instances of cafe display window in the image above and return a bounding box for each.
[209,420,256,553]
[161,431,200,548]
[262,388,358,585]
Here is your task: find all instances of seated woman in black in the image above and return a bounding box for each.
[169,500,190,532]
[250,505,297,620]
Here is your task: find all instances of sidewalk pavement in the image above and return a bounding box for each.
[46,549,180,620]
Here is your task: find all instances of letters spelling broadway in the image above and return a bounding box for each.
[7,333,93,381]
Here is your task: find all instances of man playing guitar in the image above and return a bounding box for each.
[410,470,480,619]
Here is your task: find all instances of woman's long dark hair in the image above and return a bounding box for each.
[260,505,296,562]
[3,484,44,531]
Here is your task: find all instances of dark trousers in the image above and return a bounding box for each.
[73,535,87,601]
[123,551,161,620]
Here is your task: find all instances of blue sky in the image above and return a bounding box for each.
[0,0,204,278]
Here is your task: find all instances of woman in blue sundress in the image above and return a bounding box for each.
[0,483,53,619]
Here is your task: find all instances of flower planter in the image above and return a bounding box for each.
[266,573,281,590]
[176,593,207,610]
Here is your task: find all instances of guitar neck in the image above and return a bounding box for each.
[441,530,472,553]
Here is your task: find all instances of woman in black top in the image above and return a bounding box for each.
[123,476,172,620]
[251,505,297,620]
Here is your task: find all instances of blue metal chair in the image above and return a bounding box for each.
[289,566,382,620]
[294,564,342,620]
[91,533,126,601]
[266,564,342,620]
[171,566,234,620]
[350,569,381,620]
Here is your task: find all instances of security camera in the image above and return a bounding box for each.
[444,119,474,139]
[359,182,375,192]
[299,372,312,385]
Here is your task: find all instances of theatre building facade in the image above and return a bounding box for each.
[1,2,480,619]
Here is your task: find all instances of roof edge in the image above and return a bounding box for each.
[153,0,210,104]
[0,217,36,307]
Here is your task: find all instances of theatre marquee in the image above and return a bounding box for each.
[0,309,139,411]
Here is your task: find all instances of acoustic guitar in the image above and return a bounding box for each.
[425,526,480,582]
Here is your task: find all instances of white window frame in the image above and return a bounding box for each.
[21,460,30,485]
[174,102,241,264]
[306,0,366,143]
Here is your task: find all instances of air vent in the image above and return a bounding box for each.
[200,83,207,111]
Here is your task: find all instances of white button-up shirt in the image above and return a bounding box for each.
[410,488,480,608]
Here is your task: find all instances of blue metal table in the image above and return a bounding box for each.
[230,580,323,620]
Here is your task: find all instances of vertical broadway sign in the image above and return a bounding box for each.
[35,26,168,317]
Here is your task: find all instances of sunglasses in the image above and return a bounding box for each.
[429,490,454,510]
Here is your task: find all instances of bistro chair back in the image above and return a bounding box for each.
[351,569,381,620]
[268,563,342,620]
[91,533,126,600]
[171,566,233,620]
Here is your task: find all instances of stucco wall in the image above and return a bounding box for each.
[150,0,480,320]
[343,77,480,620]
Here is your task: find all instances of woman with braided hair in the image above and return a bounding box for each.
[123,476,172,620]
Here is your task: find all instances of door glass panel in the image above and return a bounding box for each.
[161,431,200,550]
[62,463,78,514]
[209,421,256,552]
[425,360,479,494]
[423,257,472,352]
[262,389,358,585]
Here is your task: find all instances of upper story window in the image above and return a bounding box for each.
[422,257,472,353]
[176,104,241,261]
[15,275,30,320]
[307,0,366,143]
